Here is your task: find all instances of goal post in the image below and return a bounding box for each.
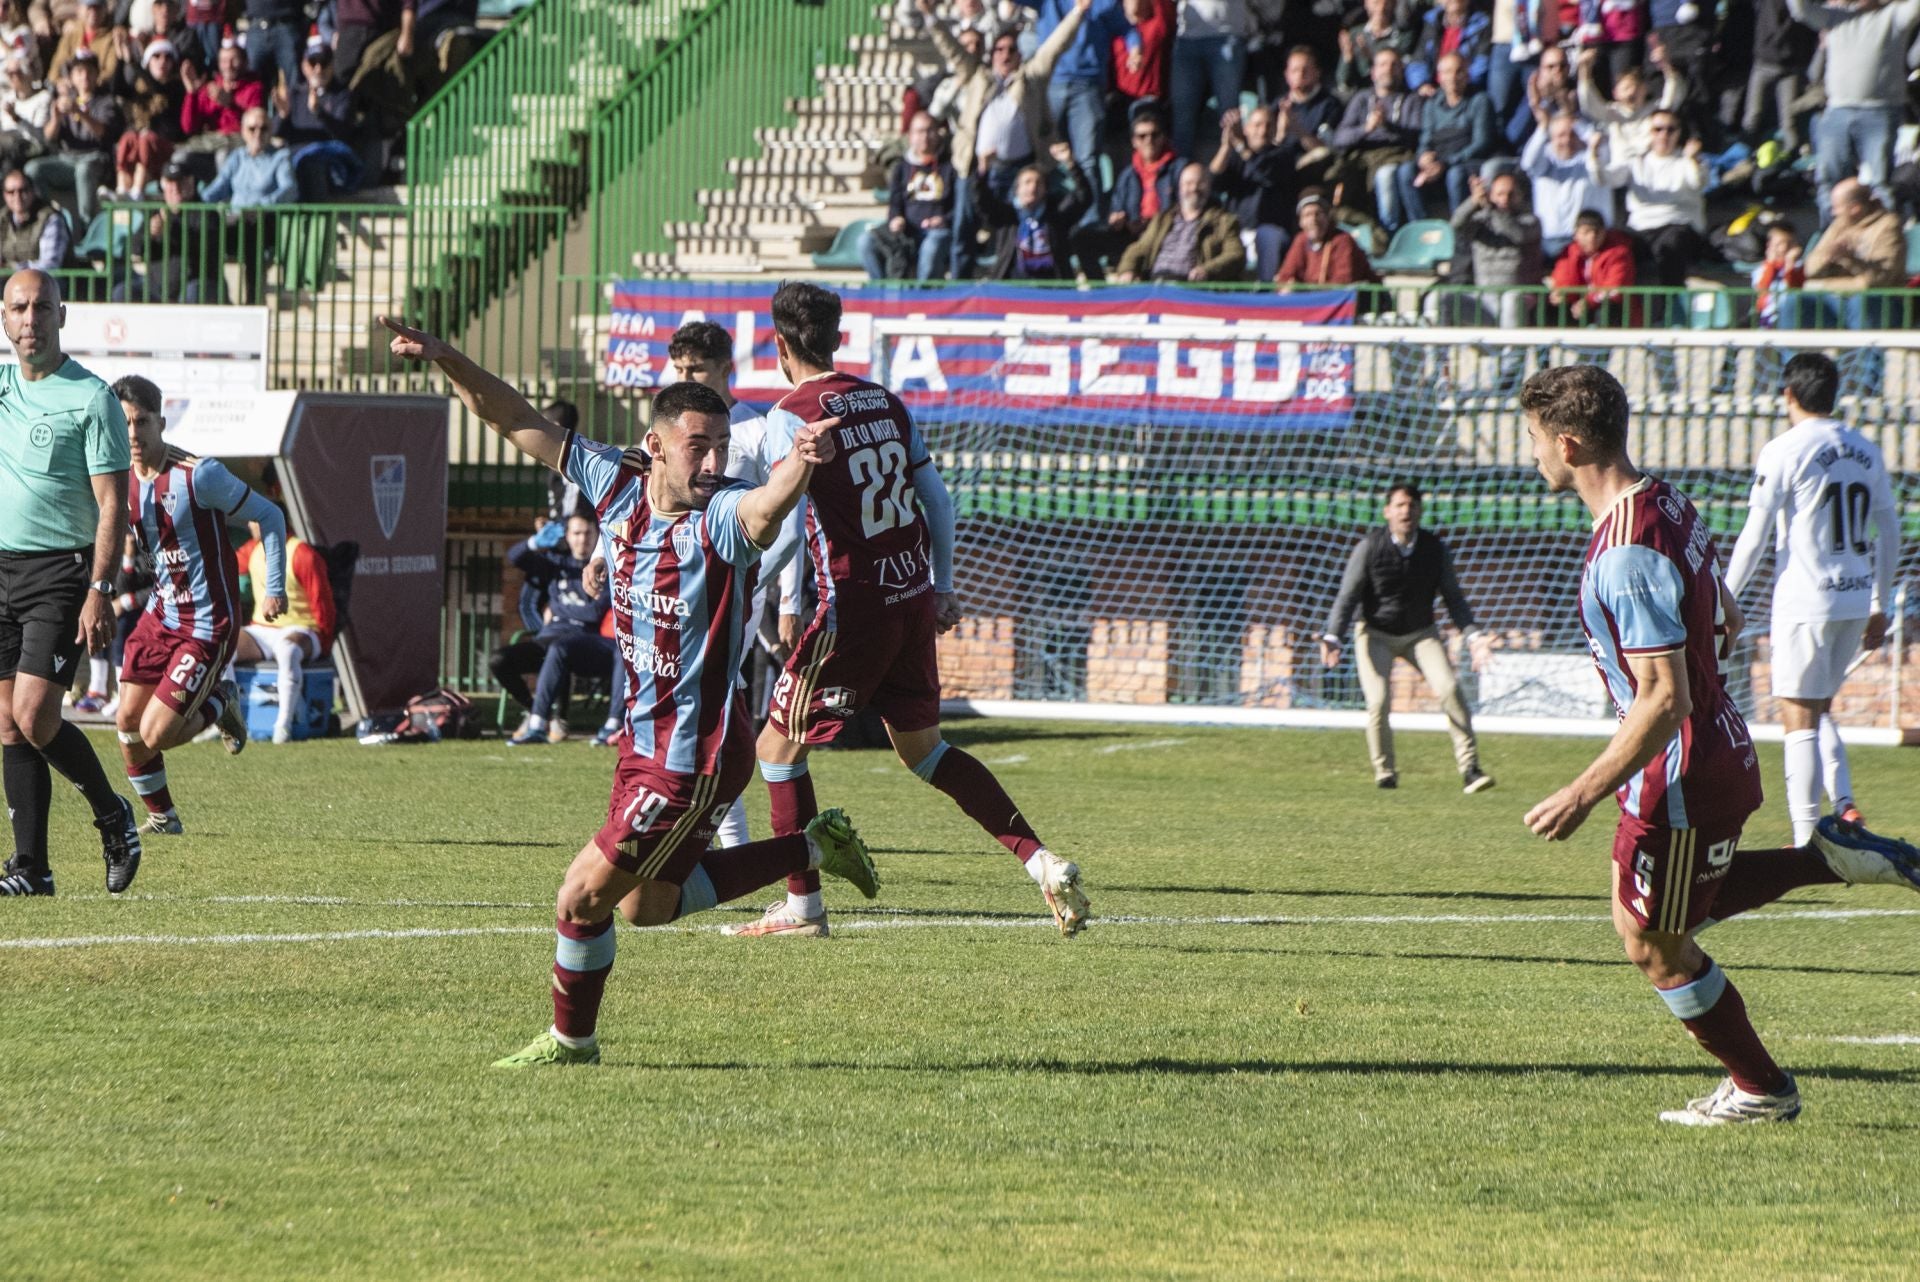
[869,317,1920,745]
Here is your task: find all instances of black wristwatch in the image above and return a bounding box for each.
[89,579,114,595]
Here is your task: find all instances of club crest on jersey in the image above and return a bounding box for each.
[822,392,849,418]
[370,454,407,539]
[1657,494,1685,524]
[671,522,696,558]
[159,487,179,516]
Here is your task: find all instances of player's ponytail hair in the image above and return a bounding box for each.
[770,281,843,371]
[111,373,163,416]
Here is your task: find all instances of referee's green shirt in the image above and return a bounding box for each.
[0,357,130,554]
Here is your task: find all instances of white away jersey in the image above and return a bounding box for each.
[1726,417,1899,623]
[724,400,771,486]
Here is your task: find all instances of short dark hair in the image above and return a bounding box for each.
[1518,364,1630,457]
[770,281,842,371]
[541,398,579,432]
[1782,352,1840,415]
[650,380,730,429]
[1286,44,1319,67]
[111,374,163,415]
[1386,482,1422,505]
[1574,210,1606,233]
[667,320,733,365]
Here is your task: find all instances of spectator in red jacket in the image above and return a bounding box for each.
[1112,0,1171,111]
[180,41,263,149]
[1276,187,1381,289]
[1548,209,1640,325]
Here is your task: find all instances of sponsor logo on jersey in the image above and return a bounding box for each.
[370,454,407,539]
[822,391,849,418]
[154,546,191,567]
[1657,495,1684,524]
[815,686,857,717]
[613,579,692,619]
[619,632,683,680]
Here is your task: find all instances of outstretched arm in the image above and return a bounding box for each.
[734,419,839,548]
[381,316,566,470]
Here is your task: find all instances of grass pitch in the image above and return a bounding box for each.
[4,720,1918,1281]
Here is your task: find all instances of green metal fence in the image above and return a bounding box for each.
[586,0,873,273]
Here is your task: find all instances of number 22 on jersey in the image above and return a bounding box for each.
[848,442,916,537]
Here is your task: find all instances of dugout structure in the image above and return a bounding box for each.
[166,391,450,720]
[870,321,1919,745]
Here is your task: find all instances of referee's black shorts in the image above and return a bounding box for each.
[0,548,89,688]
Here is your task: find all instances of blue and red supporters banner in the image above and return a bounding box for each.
[604,281,1358,430]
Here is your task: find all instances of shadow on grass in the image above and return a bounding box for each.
[611,1056,1920,1084]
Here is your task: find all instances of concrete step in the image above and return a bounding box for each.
[728,153,880,181]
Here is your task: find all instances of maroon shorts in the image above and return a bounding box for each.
[594,737,754,883]
[120,613,234,718]
[767,592,941,744]
[1612,813,1748,935]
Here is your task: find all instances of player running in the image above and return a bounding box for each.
[112,374,282,834]
[726,282,1090,940]
[1519,364,1919,1126]
[1724,353,1900,844]
[381,317,881,1069]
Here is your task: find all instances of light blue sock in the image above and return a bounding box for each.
[672,865,718,921]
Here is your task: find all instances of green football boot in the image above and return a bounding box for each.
[491,1031,601,1069]
[806,808,880,899]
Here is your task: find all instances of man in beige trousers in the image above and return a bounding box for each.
[1320,483,1496,793]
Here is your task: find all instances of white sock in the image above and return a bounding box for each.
[526,714,547,733]
[1784,729,1821,846]
[88,656,109,694]
[715,795,749,848]
[786,890,824,918]
[1818,714,1854,811]
[1024,846,1054,885]
[548,1024,594,1050]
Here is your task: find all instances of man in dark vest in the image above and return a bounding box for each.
[1320,482,1495,793]
[0,168,68,272]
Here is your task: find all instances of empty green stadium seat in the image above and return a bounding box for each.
[1369,220,1454,274]
[1686,289,1733,329]
[812,218,878,270]
[1906,224,1920,276]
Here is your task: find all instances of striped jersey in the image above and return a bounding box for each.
[129,450,261,644]
[1580,476,1761,830]
[763,371,934,624]
[563,432,765,775]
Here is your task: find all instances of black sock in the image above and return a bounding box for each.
[39,722,121,821]
[3,742,52,869]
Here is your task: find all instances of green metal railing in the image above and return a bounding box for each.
[406,0,668,208]
[586,0,872,273]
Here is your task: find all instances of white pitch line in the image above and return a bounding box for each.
[1097,737,1191,754]
[986,754,1030,766]
[1826,1034,1920,1046]
[3,906,1915,951]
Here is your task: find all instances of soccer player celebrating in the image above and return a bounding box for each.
[380,316,881,1069]
[112,374,281,834]
[727,282,1090,940]
[1724,353,1900,844]
[0,270,144,898]
[1519,365,1918,1126]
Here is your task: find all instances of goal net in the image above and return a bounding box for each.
[870,315,1919,738]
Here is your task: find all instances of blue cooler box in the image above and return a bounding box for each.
[236,664,335,741]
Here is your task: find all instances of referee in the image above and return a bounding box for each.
[1320,483,1496,794]
[0,270,143,897]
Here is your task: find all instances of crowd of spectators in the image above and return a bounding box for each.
[0,0,485,280]
[871,0,1920,315]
